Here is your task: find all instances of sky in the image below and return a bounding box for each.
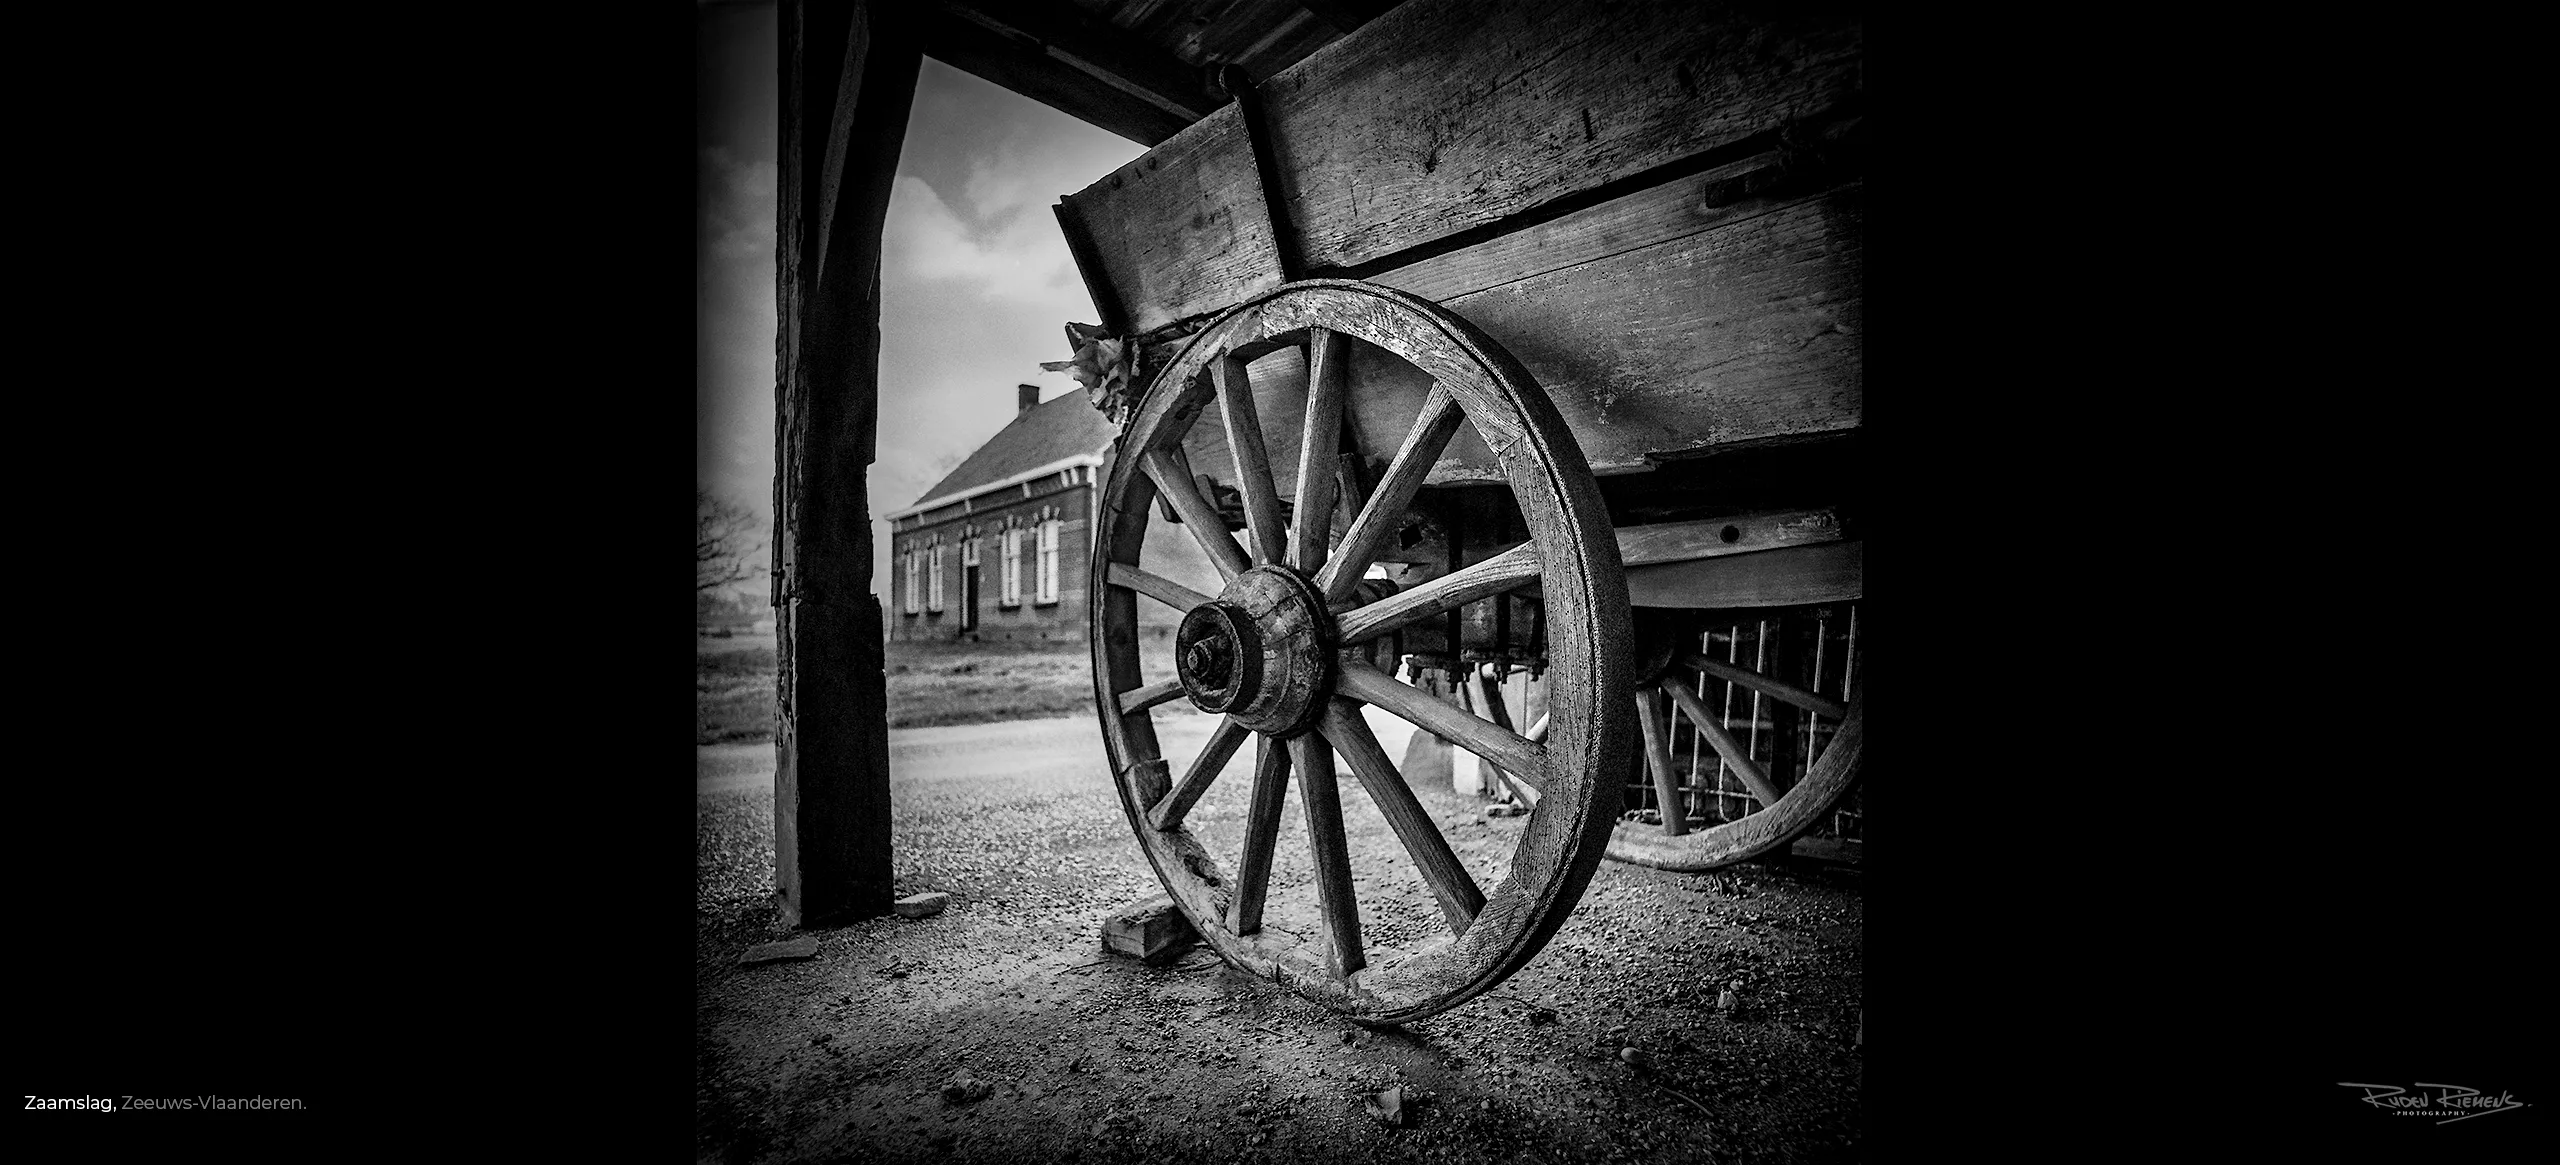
[696,3,1145,599]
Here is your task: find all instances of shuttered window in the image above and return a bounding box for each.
[902,546,920,614]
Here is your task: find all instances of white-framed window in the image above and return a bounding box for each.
[1035,518,1061,604]
[926,537,944,612]
[1000,526,1022,607]
[901,543,920,615]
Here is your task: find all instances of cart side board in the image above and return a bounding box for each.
[1062,0,1865,478]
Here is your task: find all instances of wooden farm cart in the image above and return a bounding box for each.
[1059,0,1864,1024]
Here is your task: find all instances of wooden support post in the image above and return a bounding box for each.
[773,0,922,927]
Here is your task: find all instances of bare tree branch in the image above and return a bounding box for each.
[698,488,770,593]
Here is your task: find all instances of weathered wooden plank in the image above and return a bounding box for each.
[1334,185,1863,481]
[1364,147,1827,303]
[1442,186,1861,472]
[1061,0,1863,330]
[1069,102,1284,331]
[773,0,920,927]
[1615,509,1845,569]
[1159,183,1862,498]
[1624,540,1862,610]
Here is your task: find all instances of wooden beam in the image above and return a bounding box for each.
[1623,540,1863,610]
[917,2,1206,145]
[1614,510,1845,569]
[1299,0,1404,34]
[774,0,923,927]
[931,0,1218,121]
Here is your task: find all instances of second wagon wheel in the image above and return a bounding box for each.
[1090,280,1633,1025]
[1606,606,1864,871]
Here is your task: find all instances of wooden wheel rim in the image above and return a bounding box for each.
[1605,658,1863,872]
[1089,279,1633,1024]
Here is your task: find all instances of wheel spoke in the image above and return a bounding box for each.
[1662,679,1785,808]
[1213,355,1288,565]
[1320,702,1484,934]
[1469,671,1540,808]
[1289,733,1365,977]
[1106,561,1212,615]
[1291,327,1348,573]
[1680,653,1848,721]
[1335,659,1544,791]
[1141,449,1250,582]
[1227,733,1292,935]
[1332,441,1372,541]
[1314,383,1463,602]
[1334,541,1538,643]
[1118,677,1186,716]
[1148,717,1249,832]
[1523,712,1549,742]
[1636,688,1688,836]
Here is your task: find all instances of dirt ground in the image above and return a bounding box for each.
[698,711,1860,1164]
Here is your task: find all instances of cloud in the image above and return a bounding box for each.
[701,145,777,261]
[882,175,1078,298]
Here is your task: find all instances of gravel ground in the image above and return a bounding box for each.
[698,718,1861,1164]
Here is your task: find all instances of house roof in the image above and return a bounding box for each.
[895,391,1115,516]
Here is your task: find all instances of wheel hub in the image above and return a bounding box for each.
[1175,565,1335,735]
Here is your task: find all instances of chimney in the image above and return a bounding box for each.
[1018,384,1041,415]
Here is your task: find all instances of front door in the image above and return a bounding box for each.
[960,565,980,634]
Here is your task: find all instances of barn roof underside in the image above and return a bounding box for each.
[919,0,1408,145]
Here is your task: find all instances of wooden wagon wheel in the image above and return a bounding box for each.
[1090,279,1633,1025]
[1604,611,1863,871]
